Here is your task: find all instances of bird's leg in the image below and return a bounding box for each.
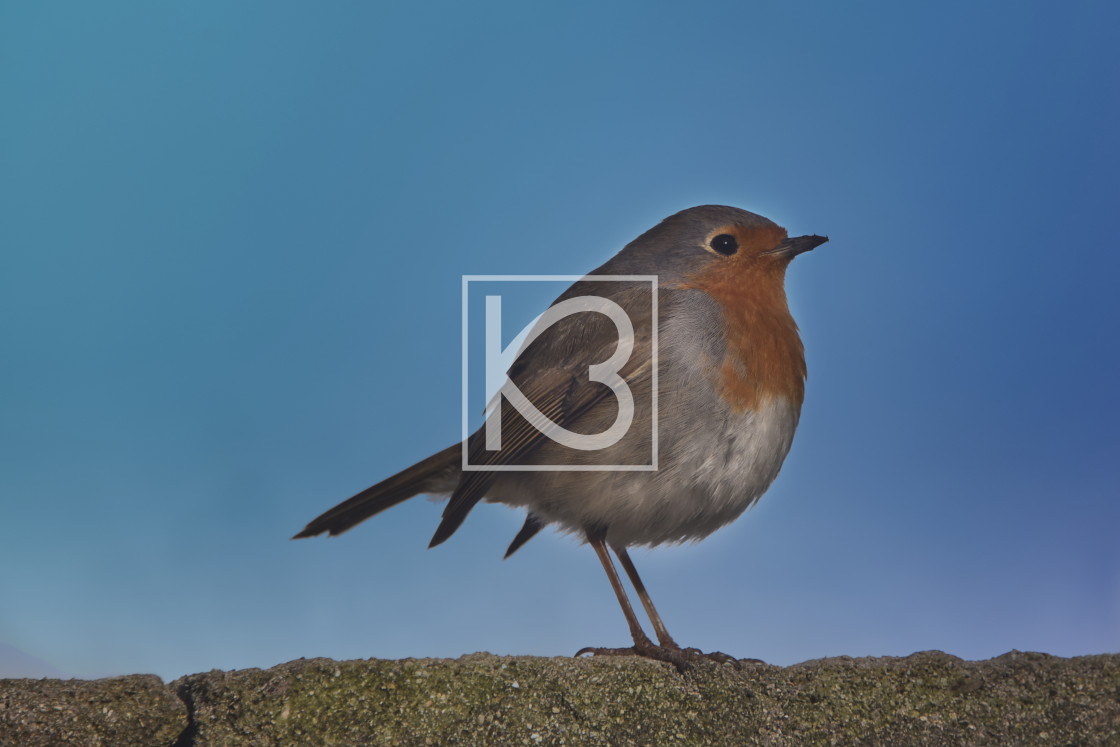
[611,545,679,649]
[613,544,747,665]
[576,532,658,653]
[576,531,742,671]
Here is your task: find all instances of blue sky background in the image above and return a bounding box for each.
[2,1,1117,681]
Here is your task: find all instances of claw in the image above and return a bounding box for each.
[575,642,748,672]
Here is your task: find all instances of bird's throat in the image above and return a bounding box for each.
[685,263,807,413]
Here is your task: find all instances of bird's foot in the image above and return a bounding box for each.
[576,641,754,672]
[673,645,765,665]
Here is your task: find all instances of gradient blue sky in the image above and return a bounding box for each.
[2,1,1117,681]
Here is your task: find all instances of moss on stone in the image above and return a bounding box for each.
[3,650,1118,745]
[171,650,1119,746]
[0,673,185,746]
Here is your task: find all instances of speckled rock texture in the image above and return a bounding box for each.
[3,651,1118,745]
[0,674,186,746]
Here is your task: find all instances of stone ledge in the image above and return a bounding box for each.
[0,674,185,746]
[2,650,1118,745]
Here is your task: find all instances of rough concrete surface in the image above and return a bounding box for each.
[2,650,1117,745]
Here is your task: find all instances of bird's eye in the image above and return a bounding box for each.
[709,233,738,256]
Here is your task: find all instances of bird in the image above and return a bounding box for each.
[294,204,828,668]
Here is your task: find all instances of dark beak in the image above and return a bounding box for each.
[768,234,829,258]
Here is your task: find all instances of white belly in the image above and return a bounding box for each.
[487,395,800,547]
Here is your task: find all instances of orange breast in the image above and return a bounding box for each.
[682,226,807,413]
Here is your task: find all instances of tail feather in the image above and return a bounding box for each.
[504,513,544,558]
[293,444,461,539]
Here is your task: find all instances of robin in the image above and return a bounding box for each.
[294,205,828,668]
